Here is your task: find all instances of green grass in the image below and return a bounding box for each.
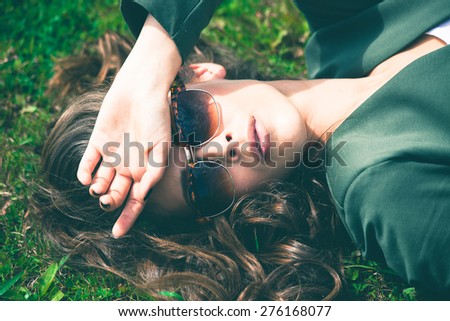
[1,0,417,300]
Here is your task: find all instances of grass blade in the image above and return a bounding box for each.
[50,289,65,301]
[159,291,184,301]
[0,271,24,296]
[38,263,58,297]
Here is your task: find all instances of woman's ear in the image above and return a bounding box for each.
[189,63,227,82]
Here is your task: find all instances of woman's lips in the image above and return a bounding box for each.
[248,116,270,163]
[254,116,271,162]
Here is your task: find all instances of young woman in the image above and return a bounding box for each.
[32,15,450,299]
[76,0,450,239]
[32,34,349,300]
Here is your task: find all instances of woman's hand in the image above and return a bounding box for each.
[77,15,182,237]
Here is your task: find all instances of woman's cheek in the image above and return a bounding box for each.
[228,166,269,196]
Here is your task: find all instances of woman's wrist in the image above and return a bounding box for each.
[139,14,182,78]
[115,14,182,98]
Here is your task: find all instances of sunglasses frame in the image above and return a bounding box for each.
[170,75,236,223]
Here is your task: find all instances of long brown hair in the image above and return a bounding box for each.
[30,32,347,300]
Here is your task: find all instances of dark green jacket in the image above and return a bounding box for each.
[121,0,221,63]
[326,45,450,295]
[295,0,450,78]
[121,0,450,77]
[120,0,450,294]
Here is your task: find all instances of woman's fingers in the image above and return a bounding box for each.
[82,126,170,238]
[111,181,150,238]
[111,165,165,238]
[89,164,115,197]
[77,143,101,185]
[99,172,132,211]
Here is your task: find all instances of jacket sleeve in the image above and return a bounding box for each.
[342,160,450,296]
[302,0,450,78]
[121,0,222,62]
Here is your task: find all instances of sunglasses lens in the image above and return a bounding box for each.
[187,161,235,218]
[176,90,219,146]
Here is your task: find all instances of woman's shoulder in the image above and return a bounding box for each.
[326,45,450,205]
[323,45,450,295]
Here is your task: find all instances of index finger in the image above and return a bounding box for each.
[77,143,101,185]
[111,166,164,238]
[111,139,169,237]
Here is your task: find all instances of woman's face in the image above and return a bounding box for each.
[144,67,307,220]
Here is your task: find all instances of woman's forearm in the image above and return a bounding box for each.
[113,14,181,97]
[77,14,183,238]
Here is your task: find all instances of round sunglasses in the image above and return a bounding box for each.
[170,75,236,223]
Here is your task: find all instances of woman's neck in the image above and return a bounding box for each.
[270,77,379,140]
[269,35,445,141]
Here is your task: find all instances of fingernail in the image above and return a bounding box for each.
[78,172,91,185]
[112,224,122,238]
[100,201,110,209]
[144,189,153,201]
[91,189,101,197]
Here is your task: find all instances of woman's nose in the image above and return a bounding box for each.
[193,132,240,163]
